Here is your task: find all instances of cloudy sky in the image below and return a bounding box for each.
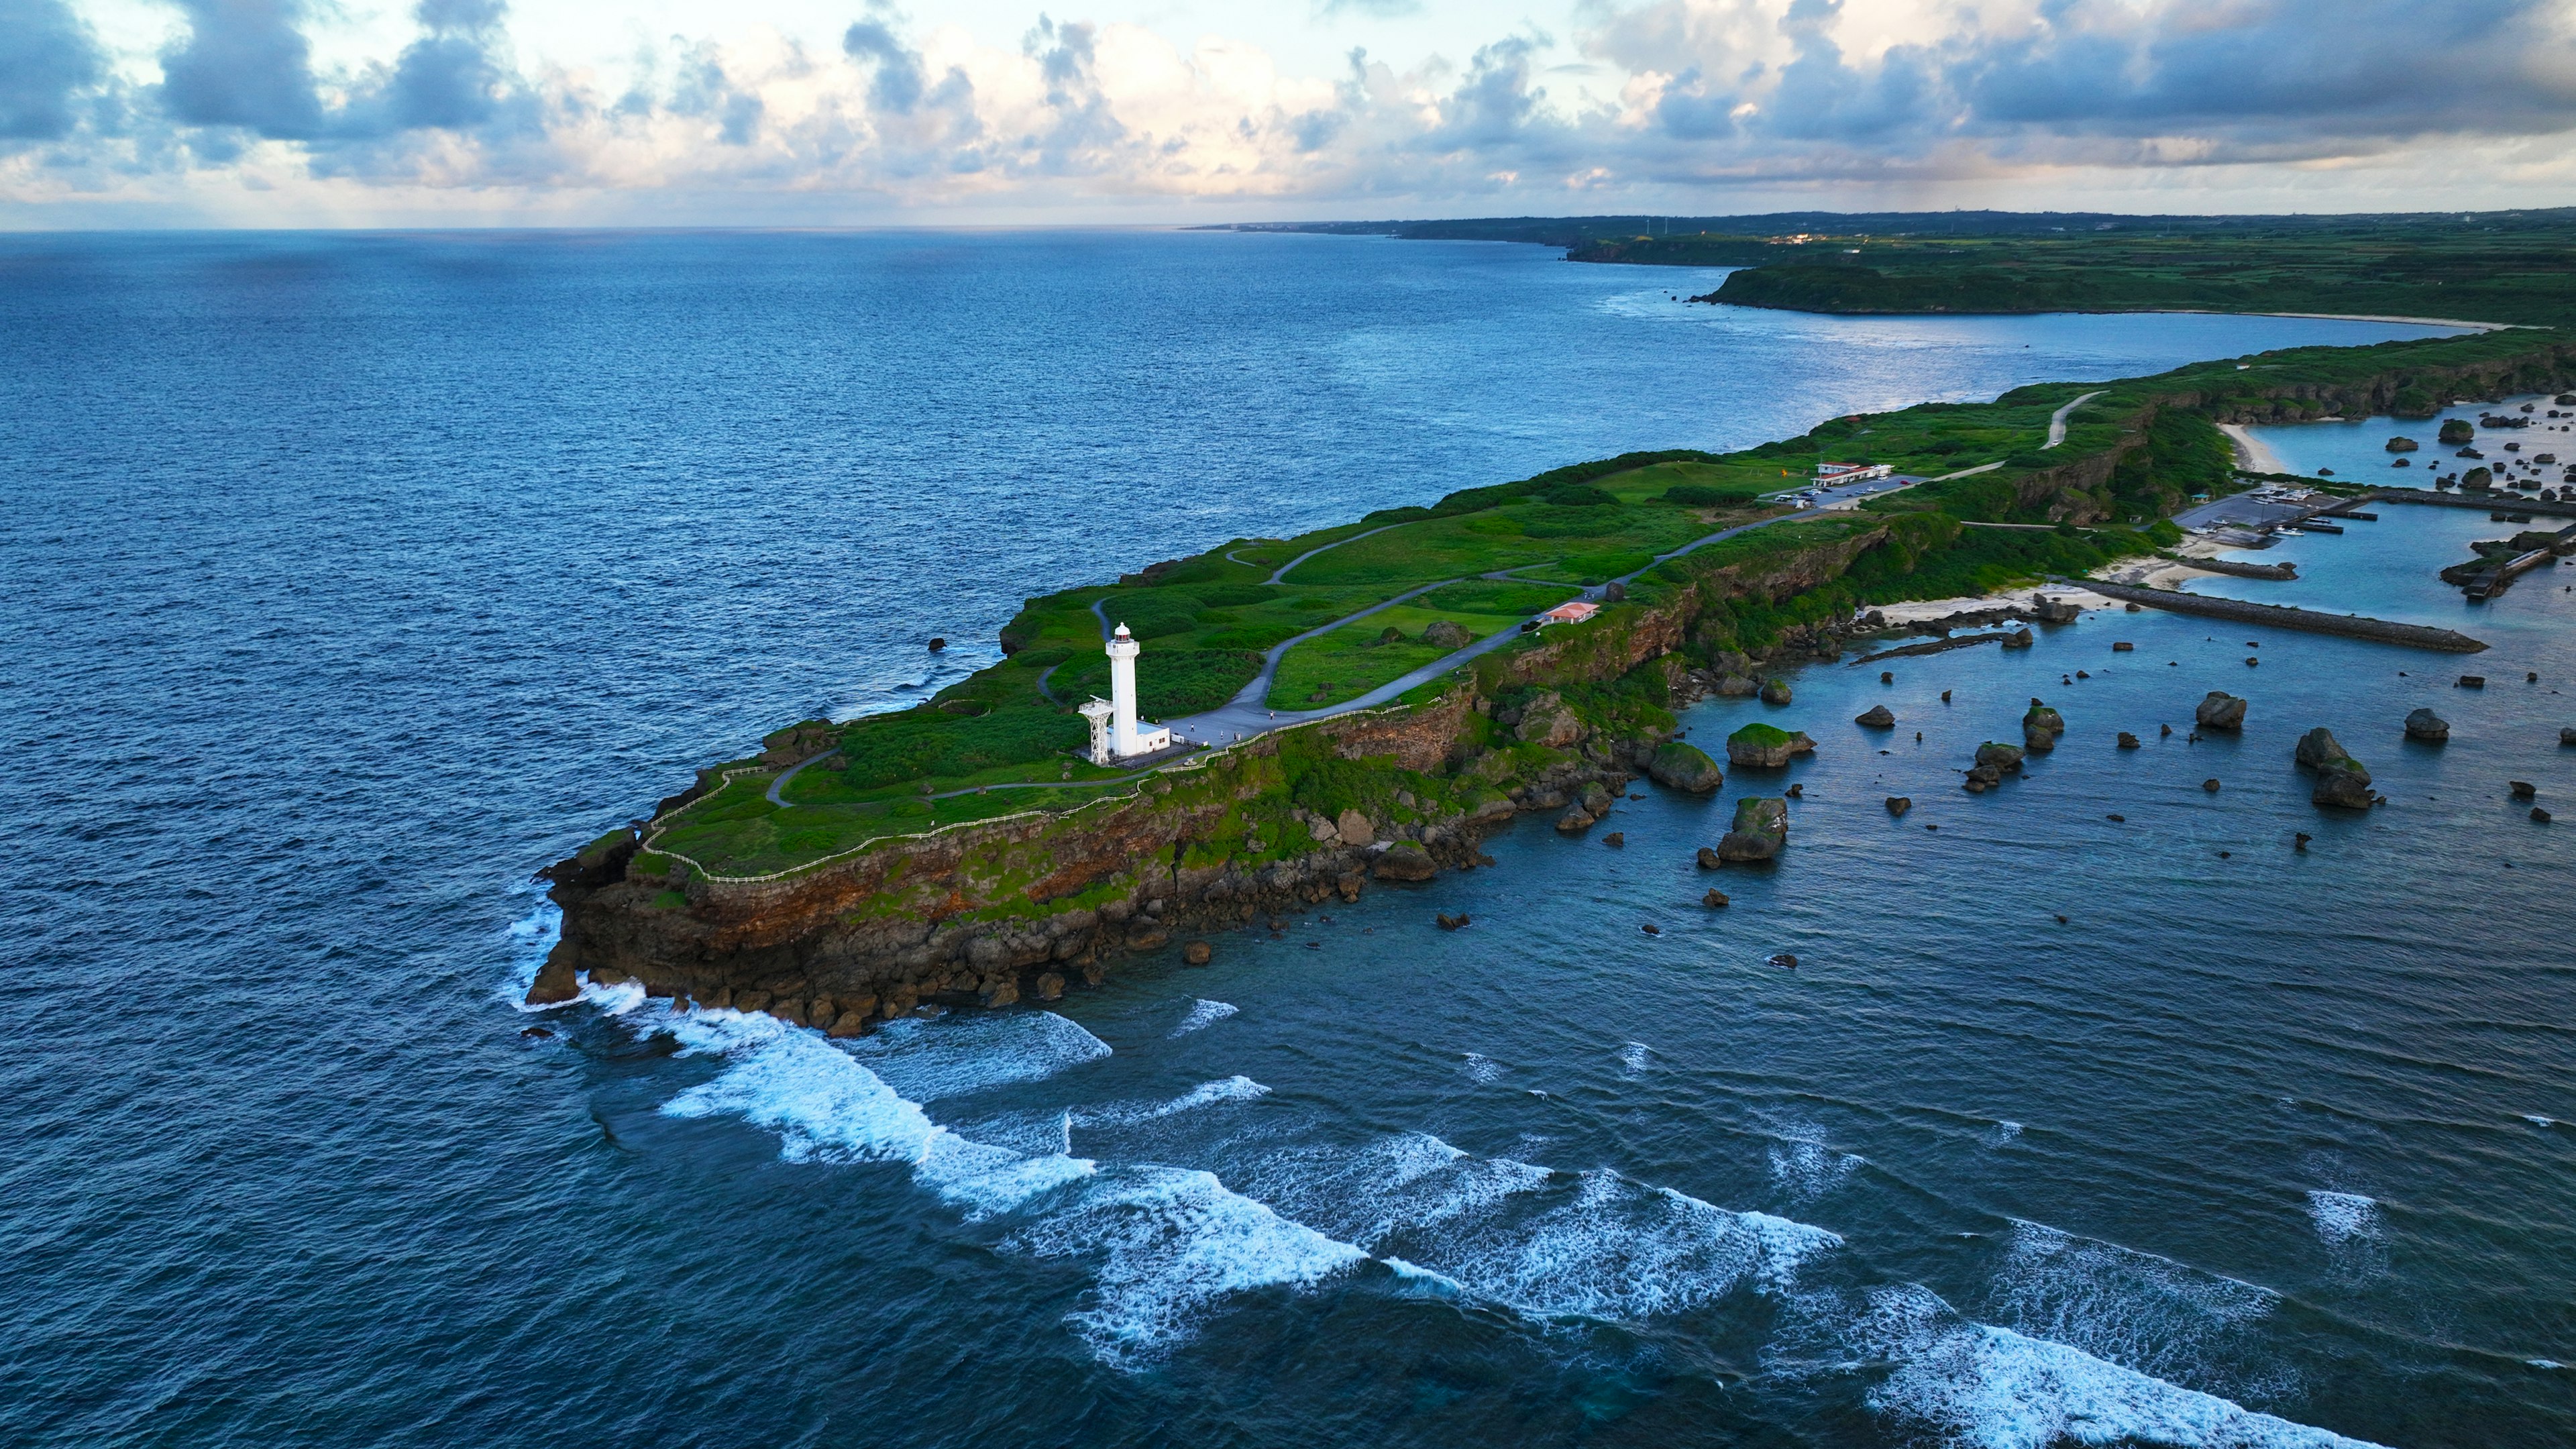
[5,0,2575,225]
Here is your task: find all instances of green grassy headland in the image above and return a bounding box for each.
[631,225,2576,883]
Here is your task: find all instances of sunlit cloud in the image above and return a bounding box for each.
[5,0,2575,222]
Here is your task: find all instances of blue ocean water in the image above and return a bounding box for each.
[4,229,2569,1448]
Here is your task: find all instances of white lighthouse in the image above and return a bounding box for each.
[1083,623,1171,765]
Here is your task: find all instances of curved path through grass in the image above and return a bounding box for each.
[2045,390,2106,448]
[1259,522,1408,584]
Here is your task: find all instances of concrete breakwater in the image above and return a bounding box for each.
[2171,555,2298,581]
[2366,486,2576,521]
[2060,577,2489,653]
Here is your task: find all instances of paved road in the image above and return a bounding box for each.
[2045,390,2105,448]
[766,749,837,805]
[1167,578,1468,744]
[1260,522,1406,584]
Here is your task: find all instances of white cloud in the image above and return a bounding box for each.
[5,0,2575,223]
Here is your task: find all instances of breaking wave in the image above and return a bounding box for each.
[1171,999,1239,1037]
[2305,1191,2379,1247]
[1990,1221,2279,1393]
[845,1010,1112,1102]
[1005,1164,1371,1366]
[1844,1283,2387,1449]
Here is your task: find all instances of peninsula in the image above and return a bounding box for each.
[533,305,2575,1034]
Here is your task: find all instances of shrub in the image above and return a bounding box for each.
[1100,590,1203,639]
[1663,483,1731,506]
[1189,584,1273,608]
[838,705,1085,790]
[1051,649,1263,716]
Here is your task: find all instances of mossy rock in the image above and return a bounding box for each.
[1716,796,1788,862]
[1646,741,1723,793]
[1727,722,1814,768]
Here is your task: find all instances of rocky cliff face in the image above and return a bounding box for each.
[537,687,1652,1024]
[537,520,1919,1024]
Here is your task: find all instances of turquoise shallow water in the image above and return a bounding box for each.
[5,229,2568,1448]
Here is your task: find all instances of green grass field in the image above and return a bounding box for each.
[1265,595,1558,709]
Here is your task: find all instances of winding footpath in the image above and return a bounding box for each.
[2045,390,2105,448]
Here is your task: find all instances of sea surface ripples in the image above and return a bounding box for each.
[4,229,2569,1447]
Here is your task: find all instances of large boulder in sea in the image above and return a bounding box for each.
[1855,704,1896,729]
[1372,842,1438,881]
[2293,727,2353,770]
[2385,437,2420,453]
[2405,708,2450,742]
[1964,741,2025,794]
[2033,596,2081,624]
[1715,674,1760,697]
[2023,701,2065,752]
[2196,692,2248,731]
[525,942,580,1006]
[1646,741,1723,793]
[1760,678,1794,706]
[2440,419,2474,444]
[1716,796,1788,863]
[1727,722,1815,768]
[2312,757,2375,809]
[2462,466,2493,492]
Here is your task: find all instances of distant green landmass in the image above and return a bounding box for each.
[1229,209,2576,331]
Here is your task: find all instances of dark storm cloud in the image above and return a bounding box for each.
[1,0,105,140]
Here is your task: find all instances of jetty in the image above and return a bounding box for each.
[2367,486,2576,521]
[2055,577,2489,652]
[2169,554,2298,581]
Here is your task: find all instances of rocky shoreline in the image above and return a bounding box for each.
[531,702,1656,1025]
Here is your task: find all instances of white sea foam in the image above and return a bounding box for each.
[1238,1133,1551,1251]
[847,1010,1111,1102]
[1381,1256,1466,1295]
[1988,1120,2024,1146]
[577,975,649,1015]
[915,1132,1097,1220]
[657,1008,1093,1217]
[1460,1052,1505,1084]
[1170,999,1238,1037]
[661,1015,937,1163]
[2524,1114,2557,1128]
[498,899,562,1006]
[1851,1284,2387,1449]
[1006,1164,1370,1366]
[1436,1169,1841,1322]
[2305,1191,2379,1246]
[1079,1075,1273,1128]
[1619,1041,1653,1076]
[1992,1222,2276,1389]
[1768,1137,1864,1201]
